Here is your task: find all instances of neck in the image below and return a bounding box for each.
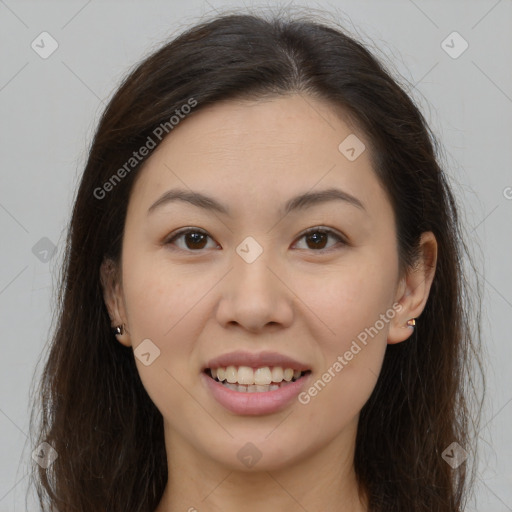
[154,420,368,512]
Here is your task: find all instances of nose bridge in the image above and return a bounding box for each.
[232,235,277,301]
[215,235,293,330]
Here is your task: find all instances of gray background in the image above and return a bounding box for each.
[1,0,511,510]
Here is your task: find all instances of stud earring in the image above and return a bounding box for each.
[406,318,416,329]
[112,324,124,336]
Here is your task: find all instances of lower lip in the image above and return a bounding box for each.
[201,371,311,416]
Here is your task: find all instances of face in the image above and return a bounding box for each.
[102,93,430,474]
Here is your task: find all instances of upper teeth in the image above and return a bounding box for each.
[210,366,303,385]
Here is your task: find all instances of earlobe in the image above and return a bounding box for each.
[387,231,438,345]
[99,258,131,347]
[387,316,417,345]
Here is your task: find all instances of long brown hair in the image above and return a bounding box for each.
[27,8,484,511]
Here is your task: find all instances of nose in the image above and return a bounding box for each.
[214,247,294,333]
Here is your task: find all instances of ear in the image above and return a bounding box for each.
[100,258,131,347]
[388,231,438,344]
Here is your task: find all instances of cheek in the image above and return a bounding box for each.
[121,254,219,395]
[296,256,397,349]
[290,255,395,414]
[121,264,206,412]
[122,247,206,340]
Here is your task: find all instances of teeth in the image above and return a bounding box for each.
[239,366,256,384]
[271,366,283,382]
[254,367,272,385]
[208,365,307,385]
[225,366,238,384]
[224,381,291,393]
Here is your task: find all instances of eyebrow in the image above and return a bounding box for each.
[147,187,366,217]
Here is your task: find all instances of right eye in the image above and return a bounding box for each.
[164,228,219,252]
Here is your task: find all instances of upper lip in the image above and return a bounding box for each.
[203,351,311,371]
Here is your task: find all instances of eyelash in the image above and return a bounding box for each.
[164,226,347,253]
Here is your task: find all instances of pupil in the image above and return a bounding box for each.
[186,232,206,249]
[308,232,327,249]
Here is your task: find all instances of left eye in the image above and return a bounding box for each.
[164,227,346,252]
[294,227,346,251]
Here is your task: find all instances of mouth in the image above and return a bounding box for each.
[203,366,312,393]
[201,365,313,415]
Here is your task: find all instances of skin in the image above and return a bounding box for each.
[101,93,437,512]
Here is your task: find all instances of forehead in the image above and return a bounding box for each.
[128,94,392,224]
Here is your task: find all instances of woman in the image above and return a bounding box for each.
[28,9,484,512]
